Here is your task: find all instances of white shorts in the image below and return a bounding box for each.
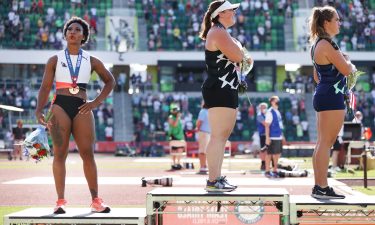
[14,139,24,146]
[198,131,210,154]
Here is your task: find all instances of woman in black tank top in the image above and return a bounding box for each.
[199,0,253,192]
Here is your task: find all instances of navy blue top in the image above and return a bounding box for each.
[256,113,266,136]
[269,109,283,138]
[311,38,347,97]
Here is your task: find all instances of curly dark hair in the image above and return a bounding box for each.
[63,17,90,45]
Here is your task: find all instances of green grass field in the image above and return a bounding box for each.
[334,169,375,178]
[0,206,28,225]
[352,186,375,195]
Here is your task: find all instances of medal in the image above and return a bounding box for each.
[69,87,80,94]
[65,48,82,94]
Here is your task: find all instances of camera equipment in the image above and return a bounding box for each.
[141,177,173,187]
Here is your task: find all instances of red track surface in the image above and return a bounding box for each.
[0,153,356,207]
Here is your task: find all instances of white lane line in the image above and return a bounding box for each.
[133,158,262,163]
[132,158,306,163]
[2,177,345,186]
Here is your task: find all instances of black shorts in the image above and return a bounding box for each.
[202,87,238,109]
[332,138,342,151]
[268,140,282,154]
[53,95,86,120]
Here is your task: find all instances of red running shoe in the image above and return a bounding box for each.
[91,197,111,213]
[54,199,67,214]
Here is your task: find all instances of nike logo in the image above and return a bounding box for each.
[317,190,327,195]
[333,80,345,94]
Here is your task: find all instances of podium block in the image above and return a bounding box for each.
[3,208,146,225]
[146,187,290,225]
[289,195,375,224]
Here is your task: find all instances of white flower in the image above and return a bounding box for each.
[29,147,38,156]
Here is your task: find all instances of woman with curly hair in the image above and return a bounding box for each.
[36,17,115,213]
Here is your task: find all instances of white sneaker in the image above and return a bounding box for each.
[334,167,342,172]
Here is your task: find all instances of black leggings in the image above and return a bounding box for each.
[53,95,86,121]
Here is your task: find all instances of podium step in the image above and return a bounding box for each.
[147,187,289,196]
[289,195,375,224]
[146,187,290,225]
[4,207,146,225]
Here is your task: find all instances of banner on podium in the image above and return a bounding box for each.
[162,203,280,225]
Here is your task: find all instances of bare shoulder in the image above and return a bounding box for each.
[316,39,337,52]
[206,27,231,49]
[90,55,100,63]
[90,55,103,67]
[207,26,229,40]
[46,55,58,69]
[47,55,58,64]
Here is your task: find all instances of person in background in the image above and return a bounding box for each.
[256,102,268,171]
[104,124,113,141]
[265,96,284,178]
[331,125,344,172]
[168,104,185,170]
[12,120,25,161]
[196,101,210,174]
[352,111,363,124]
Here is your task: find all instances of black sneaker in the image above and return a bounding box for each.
[265,171,272,178]
[271,171,280,178]
[218,176,237,189]
[311,185,345,199]
[205,178,236,192]
[171,164,182,170]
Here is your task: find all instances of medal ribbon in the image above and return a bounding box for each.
[65,48,82,88]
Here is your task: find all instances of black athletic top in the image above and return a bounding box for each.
[203,49,240,90]
[202,23,240,91]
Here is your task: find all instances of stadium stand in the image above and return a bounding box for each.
[136,0,299,51]
[131,93,309,143]
[313,0,375,51]
[0,0,112,50]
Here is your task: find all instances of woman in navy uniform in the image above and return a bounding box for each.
[309,6,356,199]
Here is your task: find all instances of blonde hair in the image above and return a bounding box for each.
[269,96,279,103]
[199,0,225,40]
[258,102,268,108]
[308,6,337,44]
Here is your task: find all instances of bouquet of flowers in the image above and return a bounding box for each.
[237,47,254,105]
[23,110,52,162]
[238,47,254,94]
[346,70,365,91]
[344,70,365,115]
